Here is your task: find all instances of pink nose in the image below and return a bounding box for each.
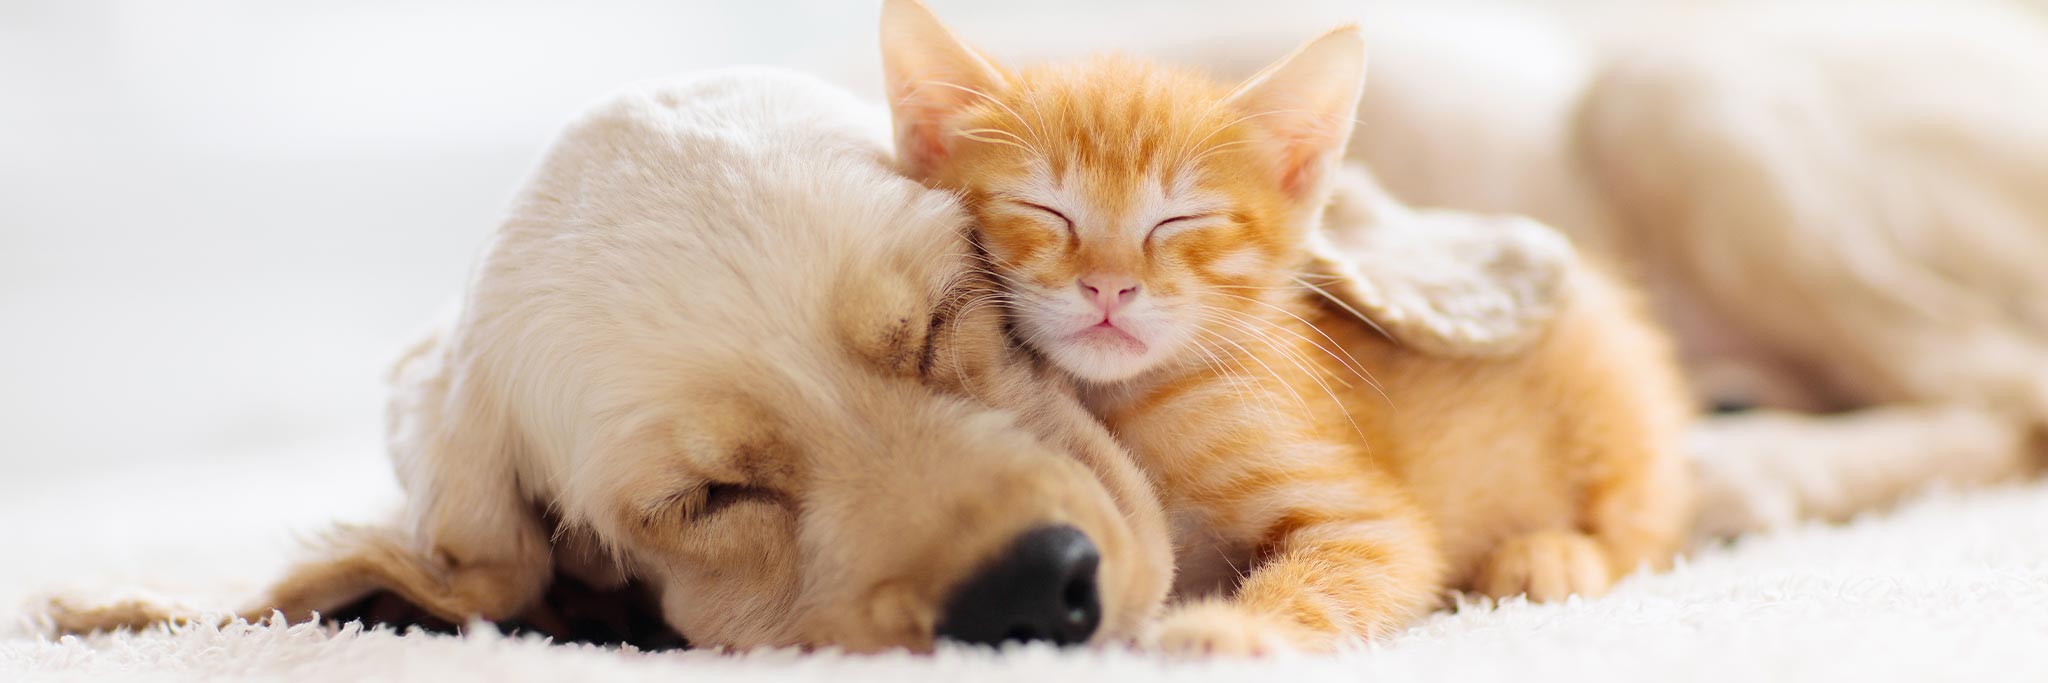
[1078,275,1140,315]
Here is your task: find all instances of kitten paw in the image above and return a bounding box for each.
[1475,530,1613,602]
[1147,602,1323,657]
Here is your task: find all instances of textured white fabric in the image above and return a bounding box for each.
[1307,164,1578,357]
[7,449,2044,682]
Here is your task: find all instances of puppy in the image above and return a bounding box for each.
[48,68,1173,653]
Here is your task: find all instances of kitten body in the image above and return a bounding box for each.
[882,0,1691,653]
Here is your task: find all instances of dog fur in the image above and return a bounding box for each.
[47,68,1174,653]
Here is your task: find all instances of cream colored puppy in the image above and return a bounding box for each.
[49,68,1172,653]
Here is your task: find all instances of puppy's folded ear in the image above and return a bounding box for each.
[42,521,549,637]
[249,522,547,626]
[1304,163,1578,357]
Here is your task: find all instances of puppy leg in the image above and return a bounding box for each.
[1690,405,2039,538]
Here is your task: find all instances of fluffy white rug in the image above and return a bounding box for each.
[5,444,2045,682]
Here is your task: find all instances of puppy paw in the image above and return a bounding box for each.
[1474,530,1613,602]
[1147,601,1323,657]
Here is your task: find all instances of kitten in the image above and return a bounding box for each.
[881,0,1692,654]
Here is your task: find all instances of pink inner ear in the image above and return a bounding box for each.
[895,72,983,174]
[1275,137,1328,200]
[906,120,949,172]
[895,96,955,174]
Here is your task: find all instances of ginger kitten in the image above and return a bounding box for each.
[881,0,1692,655]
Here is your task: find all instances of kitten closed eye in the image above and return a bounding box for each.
[1012,201,1074,232]
[1148,214,1217,241]
[885,0,1690,656]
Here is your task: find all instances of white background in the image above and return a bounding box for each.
[1,0,1304,471]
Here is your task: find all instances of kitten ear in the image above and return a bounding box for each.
[880,0,1007,177]
[1224,26,1367,216]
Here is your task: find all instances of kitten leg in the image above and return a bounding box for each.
[1473,460,1685,603]
[1473,530,1612,602]
[1479,410,1695,603]
[1580,423,1696,589]
[1152,474,1446,655]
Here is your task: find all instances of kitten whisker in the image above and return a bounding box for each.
[1175,108,1309,167]
[1201,311,1352,414]
[1201,309,1334,392]
[1294,276,1396,346]
[1210,306,1359,392]
[1196,333,1274,420]
[1184,335,1261,418]
[953,129,1034,154]
[1186,138,1260,166]
[1188,331,1285,423]
[1191,325,1314,417]
[912,79,1049,155]
[1200,308,1370,445]
[1208,292,1386,401]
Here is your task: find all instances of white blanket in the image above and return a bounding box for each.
[6,446,2044,682]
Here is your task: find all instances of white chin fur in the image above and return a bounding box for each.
[1017,300,1182,384]
[1043,339,1158,383]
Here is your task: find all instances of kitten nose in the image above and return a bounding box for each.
[935,525,1102,648]
[1078,275,1139,315]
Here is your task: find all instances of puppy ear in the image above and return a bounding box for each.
[250,522,549,625]
[1224,26,1367,222]
[880,0,1007,177]
[39,521,550,637]
[1305,163,1578,357]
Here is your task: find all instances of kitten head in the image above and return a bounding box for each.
[881,0,1366,382]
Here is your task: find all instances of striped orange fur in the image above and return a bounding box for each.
[881,0,1692,655]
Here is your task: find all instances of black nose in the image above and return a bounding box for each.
[935,524,1102,647]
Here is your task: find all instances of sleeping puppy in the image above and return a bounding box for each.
[47,68,1172,652]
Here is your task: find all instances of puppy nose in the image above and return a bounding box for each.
[936,524,1102,647]
[1077,275,1139,314]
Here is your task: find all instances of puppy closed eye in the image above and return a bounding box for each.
[652,482,779,526]
[701,483,778,517]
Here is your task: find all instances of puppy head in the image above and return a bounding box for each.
[40,70,1171,655]
[575,201,1156,652]
[538,71,1167,652]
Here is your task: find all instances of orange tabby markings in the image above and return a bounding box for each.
[882,0,1692,655]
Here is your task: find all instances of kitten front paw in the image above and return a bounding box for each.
[1147,601,1323,657]
[1474,530,1614,602]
